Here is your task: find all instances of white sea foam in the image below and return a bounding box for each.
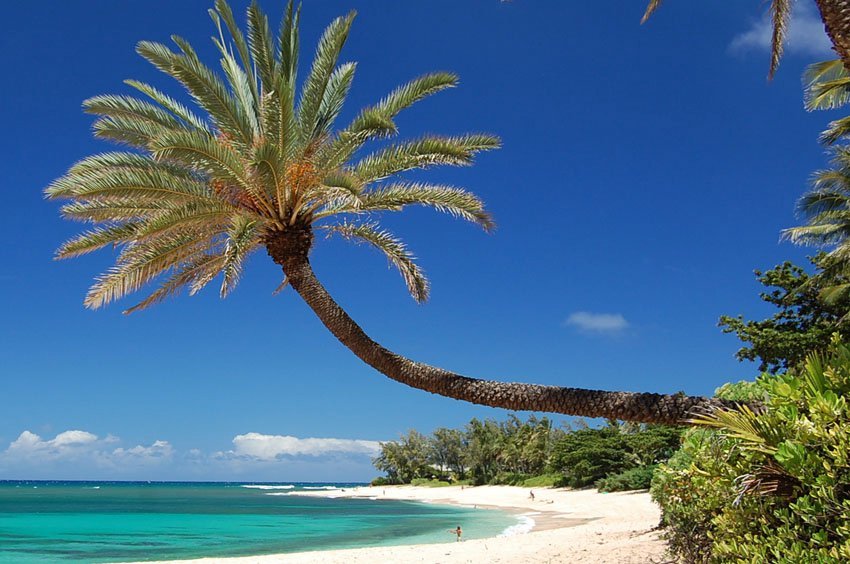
[499,515,535,536]
[240,484,294,490]
[302,486,339,490]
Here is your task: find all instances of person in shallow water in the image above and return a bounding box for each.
[448,526,462,541]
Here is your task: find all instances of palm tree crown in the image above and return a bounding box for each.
[47,0,498,313]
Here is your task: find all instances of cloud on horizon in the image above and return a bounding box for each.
[226,433,382,460]
[0,430,171,471]
[730,3,833,59]
[0,429,383,481]
[564,311,629,334]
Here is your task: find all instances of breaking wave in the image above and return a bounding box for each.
[499,515,535,536]
[240,485,294,490]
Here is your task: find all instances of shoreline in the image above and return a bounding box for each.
[289,484,596,534]
[130,485,666,564]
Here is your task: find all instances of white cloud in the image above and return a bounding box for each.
[7,430,103,460]
[0,429,382,481]
[1,430,171,468]
[730,3,833,58]
[228,432,382,460]
[112,440,174,461]
[565,311,629,333]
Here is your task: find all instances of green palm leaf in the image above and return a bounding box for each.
[324,222,429,302]
[221,215,261,297]
[298,12,355,141]
[804,60,850,111]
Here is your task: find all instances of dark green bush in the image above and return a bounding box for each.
[551,428,631,488]
[596,465,657,492]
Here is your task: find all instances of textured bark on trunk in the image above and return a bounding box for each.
[266,228,736,425]
[815,0,850,72]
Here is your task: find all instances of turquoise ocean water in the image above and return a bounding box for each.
[0,481,520,562]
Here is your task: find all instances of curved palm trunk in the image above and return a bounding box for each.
[816,0,850,71]
[267,229,734,425]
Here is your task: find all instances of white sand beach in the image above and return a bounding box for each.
[138,485,666,564]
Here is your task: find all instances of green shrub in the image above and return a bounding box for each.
[520,473,561,487]
[370,476,397,486]
[597,465,657,492]
[410,478,453,487]
[652,337,850,563]
[551,428,631,488]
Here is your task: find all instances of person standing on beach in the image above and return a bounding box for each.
[448,526,462,541]
[529,490,535,501]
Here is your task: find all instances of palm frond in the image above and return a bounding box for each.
[821,115,850,145]
[221,215,261,297]
[91,114,176,149]
[125,201,235,243]
[210,0,259,103]
[278,1,301,85]
[640,0,663,24]
[297,12,355,141]
[83,94,181,129]
[56,223,142,259]
[136,39,255,143]
[60,198,176,223]
[246,1,277,91]
[324,222,429,302]
[804,60,850,111]
[768,0,792,79]
[319,72,458,168]
[782,223,850,246]
[352,134,500,183]
[124,80,211,131]
[315,62,357,136]
[123,252,227,314]
[797,186,850,217]
[319,182,494,231]
[209,24,260,137]
[691,405,779,456]
[735,460,801,502]
[84,233,211,309]
[363,72,457,121]
[45,162,211,203]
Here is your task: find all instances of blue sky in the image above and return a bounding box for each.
[0,1,841,481]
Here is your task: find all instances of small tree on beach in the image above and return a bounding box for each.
[47,0,730,424]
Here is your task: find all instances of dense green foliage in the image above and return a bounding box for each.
[596,465,658,493]
[652,338,850,563]
[719,254,850,373]
[550,427,631,488]
[551,423,681,488]
[373,415,563,486]
[372,415,681,492]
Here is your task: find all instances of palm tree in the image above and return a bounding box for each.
[46,0,729,425]
[642,1,850,79]
[782,60,850,303]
